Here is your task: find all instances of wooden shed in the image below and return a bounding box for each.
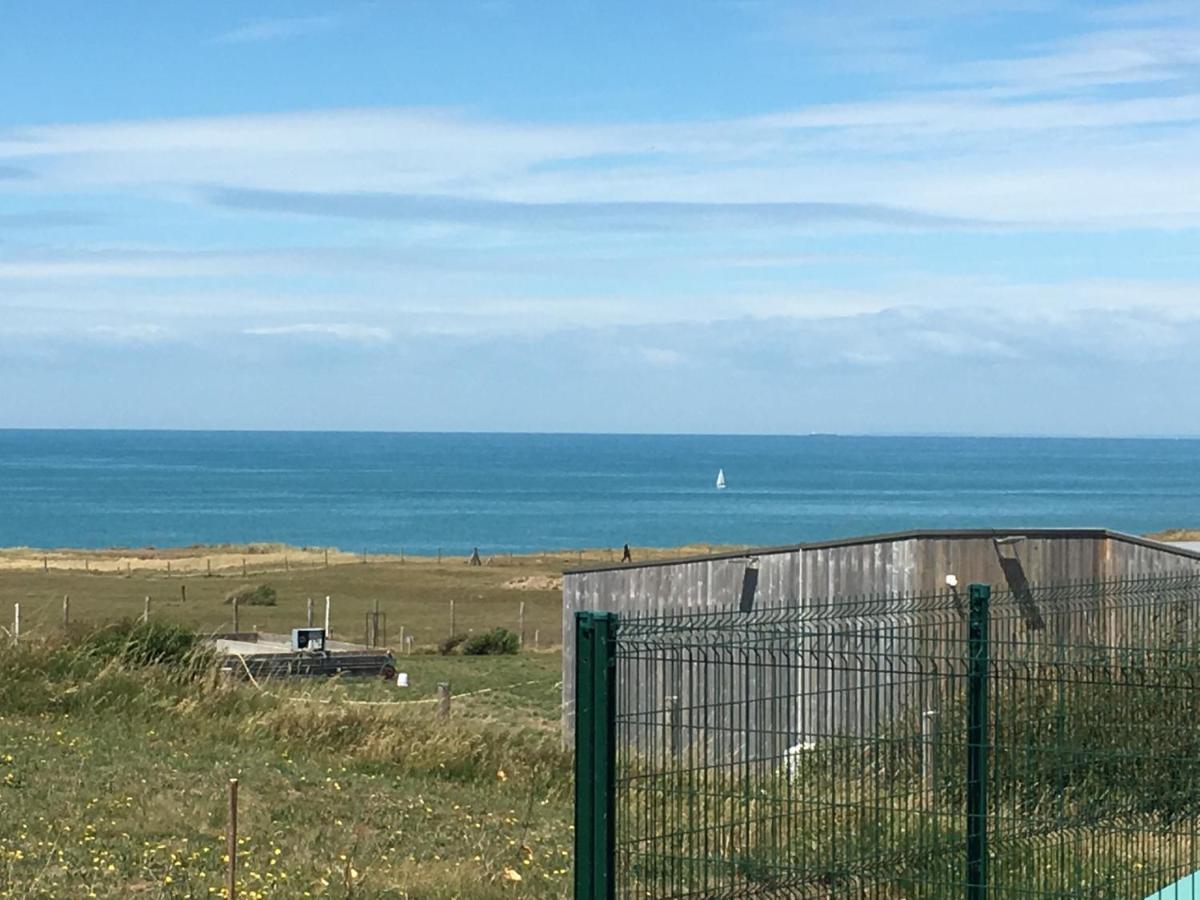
[561,528,1200,737]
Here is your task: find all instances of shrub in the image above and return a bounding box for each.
[439,633,468,655]
[224,584,277,606]
[463,627,520,656]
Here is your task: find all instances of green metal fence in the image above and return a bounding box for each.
[575,574,1200,898]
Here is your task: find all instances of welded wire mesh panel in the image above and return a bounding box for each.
[612,593,969,898]
[985,576,1200,898]
[608,574,1200,899]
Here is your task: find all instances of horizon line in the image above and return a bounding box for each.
[1,426,1199,441]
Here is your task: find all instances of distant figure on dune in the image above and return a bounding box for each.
[469,547,482,566]
[622,543,632,563]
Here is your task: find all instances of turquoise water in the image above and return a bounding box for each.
[0,430,1197,553]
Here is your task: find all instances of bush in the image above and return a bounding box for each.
[224,584,277,606]
[463,628,520,656]
[439,633,468,655]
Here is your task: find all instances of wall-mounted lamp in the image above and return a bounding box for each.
[945,574,959,588]
[993,535,1026,546]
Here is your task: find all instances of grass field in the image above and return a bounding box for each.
[0,543,740,651]
[0,542,745,899]
[0,627,571,898]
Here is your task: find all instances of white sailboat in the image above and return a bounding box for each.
[716,468,726,490]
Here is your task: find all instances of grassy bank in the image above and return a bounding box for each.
[0,623,570,898]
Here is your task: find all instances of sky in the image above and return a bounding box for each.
[1,0,1198,435]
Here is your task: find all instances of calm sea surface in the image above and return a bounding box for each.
[0,430,1197,553]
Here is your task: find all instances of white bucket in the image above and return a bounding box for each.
[396,672,409,688]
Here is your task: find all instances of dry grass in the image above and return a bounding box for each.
[1146,529,1200,542]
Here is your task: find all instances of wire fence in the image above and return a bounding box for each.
[575,573,1200,899]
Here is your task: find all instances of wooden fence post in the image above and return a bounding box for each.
[12,603,19,644]
[241,557,247,577]
[324,596,331,638]
[232,596,239,633]
[227,778,238,900]
[449,598,456,639]
[534,628,540,649]
[180,584,187,604]
[207,558,212,577]
[143,596,151,623]
[437,683,451,719]
[62,595,70,629]
[398,625,405,654]
[306,597,314,628]
[519,601,526,647]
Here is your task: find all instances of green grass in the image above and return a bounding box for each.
[0,631,571,898]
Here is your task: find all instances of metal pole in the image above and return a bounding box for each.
[324,596,331,638]
[12,603,19,644]
[574,610,618,900]
[63,595,70,630]
[667,694,682,757]
[966,583,991,900]
[227,778,238,900]
[922,709,940,807]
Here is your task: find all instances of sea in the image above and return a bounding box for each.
[0,430,1197,554]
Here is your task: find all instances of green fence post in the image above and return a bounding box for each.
[575,611,617,900]
[966,583,991,900]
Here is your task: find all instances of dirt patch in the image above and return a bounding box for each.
[504,575,563,592]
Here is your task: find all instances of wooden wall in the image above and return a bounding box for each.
[561,531,1200,740]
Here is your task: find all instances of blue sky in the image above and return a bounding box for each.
[1,1,1198,434]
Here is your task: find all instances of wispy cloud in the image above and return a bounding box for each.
[243,323,392,343]
[2,86,1197,227]
[213,14,341,45]
[205,186,987,231]
[87,323,175,344]
[0,211,99,229]
[0,165,32,180]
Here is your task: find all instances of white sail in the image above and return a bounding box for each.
[716,468,726,489]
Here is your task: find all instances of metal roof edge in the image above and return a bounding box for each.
[563,527,1200,576]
